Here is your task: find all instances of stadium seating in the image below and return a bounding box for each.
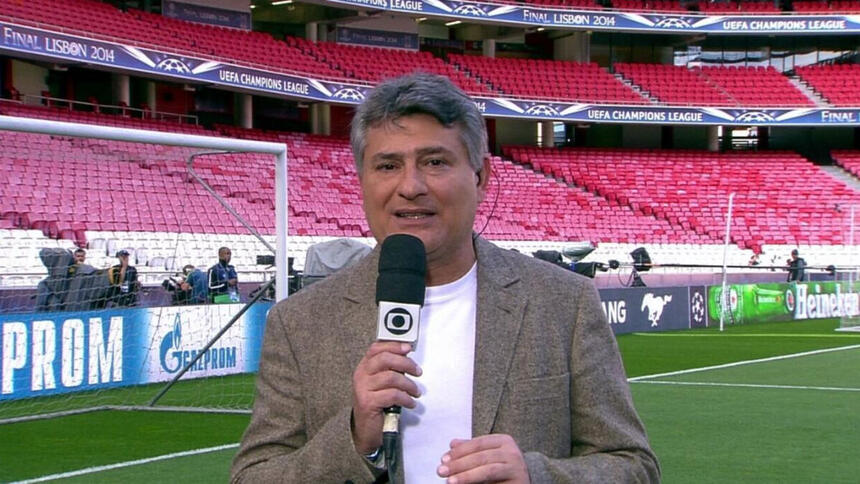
[697,1,781,14]
[614,63,735,106]
[611,0,689,12]
[793,0,860,13]
[832,150,860,178]
[698,66,813,107]
[615,64,814,107]
[523,0,606,8]
[448,55,648,104]
[795,64,860,107]
[504,146,860,251]
[288,38,493,96]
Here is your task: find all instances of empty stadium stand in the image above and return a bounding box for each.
[448,55,648,104]
[792,0,860,13]
[832,150,860,178]
[504,146,860,251]
[615,64,814,107]
[614,63,736,106]
[288,38,492,96]
[795,64,860,107]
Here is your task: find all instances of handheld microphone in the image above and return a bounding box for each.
[375,234,426,476]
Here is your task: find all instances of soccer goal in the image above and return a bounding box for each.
[837,205,860,332]
[0,113,287,422]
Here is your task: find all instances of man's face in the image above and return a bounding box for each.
[359,114,489,281]
[219,249,231,264]
[74,252,85,264]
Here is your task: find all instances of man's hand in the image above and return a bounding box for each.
[228,278,238,286]
[437,435,530,484]
[351,341,422,455]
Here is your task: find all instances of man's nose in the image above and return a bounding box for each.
[396,163,428,199]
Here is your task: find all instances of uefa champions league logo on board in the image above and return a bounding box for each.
[525,104,561,116]
[734,111,777,123]
[155,57,192,74]
[452,4,488,16]
[654,18,692,29]
[332,87,365,101]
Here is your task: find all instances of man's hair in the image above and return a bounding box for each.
[74,248,86,255]
[350,73,487,173]
[218,247,230,253]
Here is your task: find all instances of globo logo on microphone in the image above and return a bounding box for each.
[384,308,413,336]
[377,301,420,344]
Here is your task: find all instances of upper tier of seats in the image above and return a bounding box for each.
[795,64,860,107]
[615,64,814,107]
[504,146,860,251]
[289,38,492,96]
[449,55,648,104]
[793,0,860,13]
[3,0,842,109]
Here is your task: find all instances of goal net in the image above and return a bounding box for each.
[0,113,287,422]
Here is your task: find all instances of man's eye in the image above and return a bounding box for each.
[426,158,446,167]
[376,163,396,171]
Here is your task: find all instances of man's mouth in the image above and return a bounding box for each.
[395,210,434,219]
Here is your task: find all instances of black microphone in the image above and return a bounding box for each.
[375,234,426,476]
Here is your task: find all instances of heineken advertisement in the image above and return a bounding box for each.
[708,281,860,325]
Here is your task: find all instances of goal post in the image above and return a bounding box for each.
[0,115,290,300]
[0,114,288,421]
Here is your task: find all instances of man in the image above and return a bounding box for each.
[787,249,806,282]
[73,248,87,266]
[163,265,209,305]
[107,249,139,307]
[232,73,659,483]
[209,247,239,303]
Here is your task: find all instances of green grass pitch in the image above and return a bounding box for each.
[1,319,858,482]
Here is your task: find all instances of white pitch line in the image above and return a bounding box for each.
[628,343,860,382]
[632,380,860,392]
[11,443,239,484]
[630,333,860,338]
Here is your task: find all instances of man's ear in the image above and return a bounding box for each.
[476,156,492,202]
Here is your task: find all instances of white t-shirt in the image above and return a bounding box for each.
[401,263,477,483]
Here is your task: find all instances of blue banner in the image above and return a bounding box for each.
[2,21,859,126]
[336,26,419,50]
[0,303,271,401]
[598,287,691,334]
[163,0,251,30]
[319,0,860,34]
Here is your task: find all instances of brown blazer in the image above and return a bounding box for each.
[232,237,660,483]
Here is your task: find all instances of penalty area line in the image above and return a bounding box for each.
[628,344,860,382]
[632,380,860,392]
[10,443,239,484]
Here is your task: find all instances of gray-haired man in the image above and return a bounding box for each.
[232,73,659,483]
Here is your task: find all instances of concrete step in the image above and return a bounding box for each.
[788,75,830,107]
[820,164,860,192]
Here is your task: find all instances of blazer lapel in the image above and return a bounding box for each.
[471,238,527,437]
[338,248,381,366]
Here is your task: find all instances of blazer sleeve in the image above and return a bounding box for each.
[230,303,380,483]
[524,282,661,483]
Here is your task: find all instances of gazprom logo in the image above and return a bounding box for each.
[159,313,183,373]
[158,312,238,374]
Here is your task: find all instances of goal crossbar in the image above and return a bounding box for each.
[0,114,290,300]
